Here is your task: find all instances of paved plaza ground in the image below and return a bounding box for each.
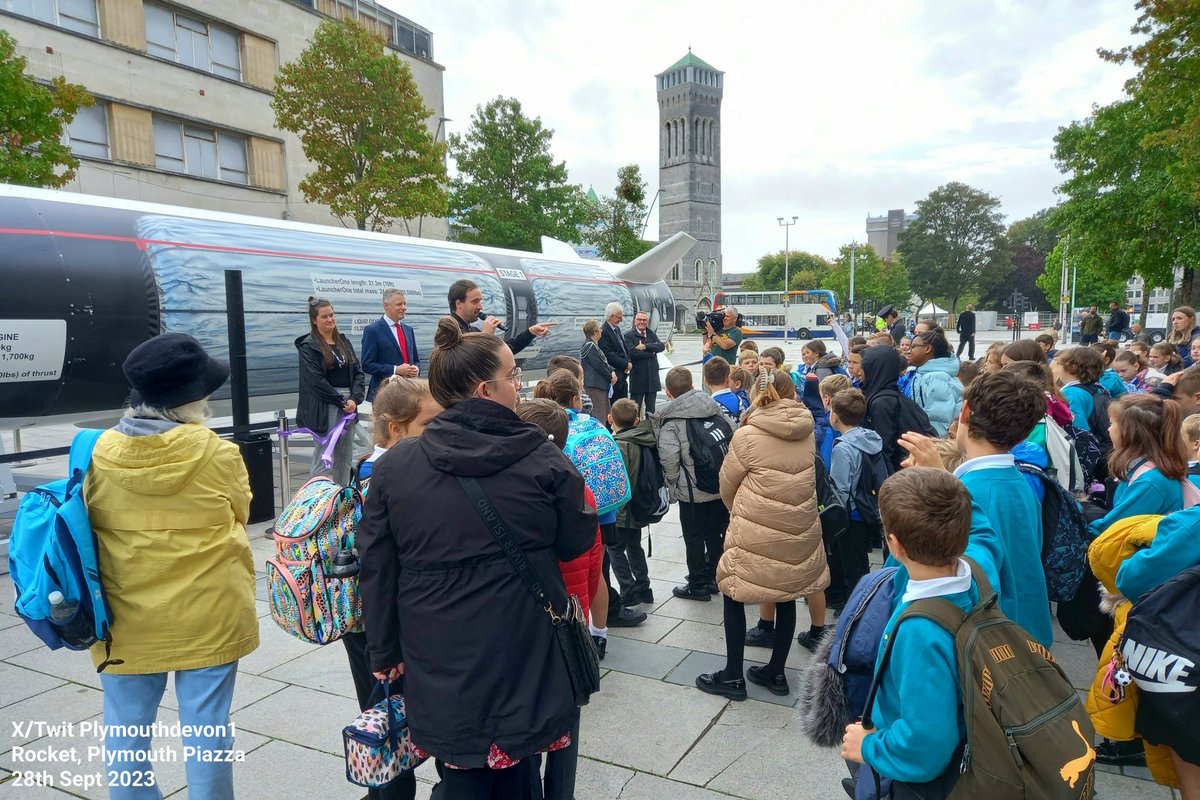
[0,331,1178,799]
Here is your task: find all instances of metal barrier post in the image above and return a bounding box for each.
[276,410,291,506]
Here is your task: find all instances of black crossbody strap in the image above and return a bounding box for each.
[456,476,557,620]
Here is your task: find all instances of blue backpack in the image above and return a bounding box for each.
[798,567,898,747]
[1015,461,1089,602]
[8,429,121,669]
[564,411,631,516]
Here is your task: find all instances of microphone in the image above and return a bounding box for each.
[478,312,509,332]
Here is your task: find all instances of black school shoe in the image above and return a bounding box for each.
[796,626,829,653]
[607,606,647,627]
[747,666,790,696]
[592,635,606,661]
[1094,738,1146,767]
[695,671,747,701]
[744,625,776,648]
[672,584,712,601]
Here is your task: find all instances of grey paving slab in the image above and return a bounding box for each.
[0,771,82,798]
[669,702,798,786]
[654,596,730,625]
[0,622,43,661]
[662,651,801,707]
[599,637,689,681]
[643,557,689,583]
[1053,640,1103,692]
[574,756,635,800]
[0,661,64,709]
[660,619,816,672]
[233,685,360,756]
[1093,769,1175,799]
[618,772,746,799]
[7,645,102,691]
[2,685,104,754]
[233,616,322,676]
[704,720,851,800]
[229,740,362,800]
[578,671,726,776]
[0,612,24,631]
[607,613,681,644]
[156,671,289,715]
[261,639,358,700]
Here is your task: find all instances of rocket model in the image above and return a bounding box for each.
[0,185,692,428]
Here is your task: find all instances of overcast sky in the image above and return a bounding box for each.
[385,0,1138,273]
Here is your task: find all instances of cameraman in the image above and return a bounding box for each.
[705,306,743,363]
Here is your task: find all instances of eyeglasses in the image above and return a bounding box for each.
[484,367,522,387]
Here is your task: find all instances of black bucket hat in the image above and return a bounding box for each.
[123,333,230,408]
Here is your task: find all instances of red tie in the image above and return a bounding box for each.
[395,323,410,364]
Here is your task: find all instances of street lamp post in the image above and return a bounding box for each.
[778,214,798,304]
[849,239,859,321]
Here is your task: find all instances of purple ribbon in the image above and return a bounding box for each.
[280,412,357,469]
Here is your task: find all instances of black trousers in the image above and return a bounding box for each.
[828,519,875,604]
[955,334,975,360]
[607,526,651,603]
[679,500,729,589]
[430,764,524,799]
[341,632,418,800]
[631,391,657,415]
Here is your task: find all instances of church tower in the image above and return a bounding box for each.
[657,51,723,330]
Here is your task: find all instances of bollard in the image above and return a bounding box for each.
[276,410,291,507]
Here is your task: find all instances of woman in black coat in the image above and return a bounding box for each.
[358,316,596,799]
[296,297,367,485]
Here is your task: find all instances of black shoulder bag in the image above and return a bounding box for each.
[456,476,600,706]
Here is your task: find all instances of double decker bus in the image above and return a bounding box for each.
[713,289,839,339]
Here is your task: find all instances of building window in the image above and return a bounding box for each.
[695,258,703,283]
[3,0,98,35]
[145,3,241,80]
[153,117,248,184]
[671,261,680,282]
[66,102,108,158]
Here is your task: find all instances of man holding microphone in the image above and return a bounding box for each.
[447,279,555,354]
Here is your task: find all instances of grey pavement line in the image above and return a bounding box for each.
[664,697,732,782]
[0,665,71,711]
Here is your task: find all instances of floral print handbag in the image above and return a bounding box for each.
[343,679,425,787]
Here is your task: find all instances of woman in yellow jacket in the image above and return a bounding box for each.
[85,333,258,800]
[695,368,828,701]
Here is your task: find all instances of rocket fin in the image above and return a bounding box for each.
[608,232,696,283]
[540,236,582,261]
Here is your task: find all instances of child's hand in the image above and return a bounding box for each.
[841,722,873,764]
[897,432,944,469]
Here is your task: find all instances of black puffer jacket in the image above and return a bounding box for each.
[295,333,366,434]
[861,345,935,473]
[357,398,596,767]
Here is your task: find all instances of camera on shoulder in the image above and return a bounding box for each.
[696,310,726,331]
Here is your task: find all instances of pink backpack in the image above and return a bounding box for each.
[1130,461,1200,508]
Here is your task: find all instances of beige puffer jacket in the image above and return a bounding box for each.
[715,399,829,603]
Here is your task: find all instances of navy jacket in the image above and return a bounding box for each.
[361,317,419,401]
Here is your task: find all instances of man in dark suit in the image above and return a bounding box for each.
[599,302,631,401]
[447,278,554,354]
[955,303,976,360]
[361,288,420,401]
[624,311,664,413]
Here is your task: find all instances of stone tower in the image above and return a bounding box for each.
[657,51,723,330]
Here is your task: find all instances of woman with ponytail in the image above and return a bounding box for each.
[695,368,828,701]
[357,317,596,797]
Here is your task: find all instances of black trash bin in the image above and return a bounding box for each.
[236,433,275,523]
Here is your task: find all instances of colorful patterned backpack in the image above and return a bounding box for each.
[564,410,631,516]
[266,476,362,644]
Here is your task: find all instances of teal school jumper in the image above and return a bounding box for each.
[955,455,1052,647]
[1061,382,1095,431]
[1116,504,1200,600]
[1088,462,1184,539]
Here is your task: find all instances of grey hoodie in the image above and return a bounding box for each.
[653,388,726,504]
[829,425,884,512]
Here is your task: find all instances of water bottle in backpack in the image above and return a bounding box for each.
[48,591,98,648]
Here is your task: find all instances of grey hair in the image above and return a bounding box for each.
[724,305,738,316]
[124,398,212,424]
[382,288,405,303]
[605,302,624,319]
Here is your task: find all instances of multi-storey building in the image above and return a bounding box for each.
[1,0,447,237]
[865,209,915,259]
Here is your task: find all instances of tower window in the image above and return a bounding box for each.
[695,259,703,282]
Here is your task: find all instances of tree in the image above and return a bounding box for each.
[822,243,911,310]
[1007,209,1060,256]
[449,97,594,252]
[0,30,92,188]
[897,181,1007,313]
[592,164,655,263]
[741,250,829,292]
[978,244,1050,310]
[273,18,447,232]
[1035,237,1129,312]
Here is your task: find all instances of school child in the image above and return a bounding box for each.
[548,354,594,416]
[1090,342,1128,398]
[840,467,997,796]
[818,373,852,462]
[740,340,760,354]
[1088,394,1190,538]
[607,398,656,608]
[759,346,785,371]
[1035,332,1058,361]
[949,371,1053,647]
[705,357,745,424]
[345,376,441,800]
[737,349,760,383]
[1113,349,1162,393]
[846,344,866,389]
[827,388,884,611]
[801,374,834,468]
[657,366,731,601]
[1150,342,1185,376]
[1192,335,1200,368]
[956,359,980,390]
[1051,346,1109,433]
[730,367,752,412]
[1184,414,1200,490]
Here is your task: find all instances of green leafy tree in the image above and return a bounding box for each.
[0,30,92,188]
[449,96,593,251]
[978,244,1051,310]
[1035,237,1129,312]
[823,243,911,310]
[1007,209,1060,256]
[741,250,829,292]
[898,181,1007,313]
[273,18,447,232]
[592,164,655,262]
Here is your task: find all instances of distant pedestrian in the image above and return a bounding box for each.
[878,304,906,345]
[1080,306,1103,344]
[955,304,976,360]
[1105,301,1130,342]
